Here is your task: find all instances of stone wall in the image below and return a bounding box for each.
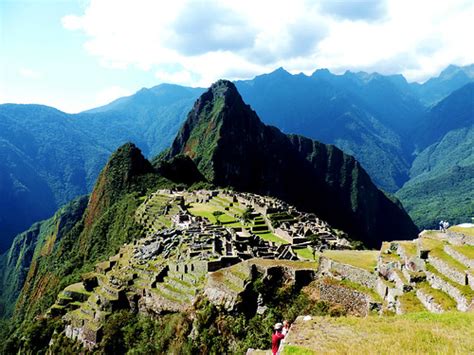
[416,289,443,313]
[444,245,474,268]
[274,228,293,244]
[446,232,474,246]
[428,255,467,286]
[317,256,377,289]
[313,279,372,316]
[425,271,472,311]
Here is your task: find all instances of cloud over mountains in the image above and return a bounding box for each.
[62,0,474,86]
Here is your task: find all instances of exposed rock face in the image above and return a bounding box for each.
[165,80,418,248]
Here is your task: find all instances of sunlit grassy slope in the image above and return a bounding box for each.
[283,312,474,354]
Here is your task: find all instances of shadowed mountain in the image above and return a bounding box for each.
[165,80,418,248]
[235,68,421,192]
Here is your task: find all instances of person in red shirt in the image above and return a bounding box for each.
[272,323,285,355]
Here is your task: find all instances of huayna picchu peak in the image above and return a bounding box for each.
[165,80,418,248]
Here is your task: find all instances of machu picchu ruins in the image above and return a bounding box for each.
[45,188,474,350]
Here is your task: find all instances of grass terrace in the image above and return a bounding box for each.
[322,250,378,272]
[397,290,426,313]
[426,263,474,300]
[188,202,243,227]
[248,258,318,270]
[418,281,458,311]
[254,231,288,245]
[449,225,474,237]
[399,241,417,258]
[450,244,474,259]
[294,247,317,261]
[426,241,469,274]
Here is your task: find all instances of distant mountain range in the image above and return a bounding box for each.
[0,64,472,252]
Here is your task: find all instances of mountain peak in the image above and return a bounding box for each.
[84,143,154,228]
[166,79,261,180]
[165,83,418,247]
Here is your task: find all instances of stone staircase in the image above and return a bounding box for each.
[144,262,207,311]
[377,232,474,314]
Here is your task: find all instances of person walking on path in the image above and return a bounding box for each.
[272,323,285,355]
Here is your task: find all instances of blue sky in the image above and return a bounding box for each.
[1,0,473,112]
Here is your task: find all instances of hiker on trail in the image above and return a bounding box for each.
[443,221,450,232]
[272,323,285,355]
[439,220,444,231]
[282,320,290,336]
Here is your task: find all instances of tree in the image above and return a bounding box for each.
[212,211,224,225]
[307,234,320,260]
[241,207,253,225]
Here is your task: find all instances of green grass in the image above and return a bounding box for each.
[450,244,474,259]
[323,250,378,271]
[399,241,417,257]
[397,291,426,313]
[283,345,315,354]
[283,312,474,354]
[426,263,474,300]
[188,203,237,224]
[379,243,401,263]
[294,247,317,261]
[449,225,474,237]
[419,235,444,251]
[248,258,318,270]
[418,282,457,311]
[429,244,469,273]
[254,231,288,244]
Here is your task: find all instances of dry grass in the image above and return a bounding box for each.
[449,225,474,237]
[451,244,474,259]
[322,250,378,271]
[282,312,474,354]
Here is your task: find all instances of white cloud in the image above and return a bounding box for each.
[62,0,474,85]
[94,85,133,107]
[19,67,42,79]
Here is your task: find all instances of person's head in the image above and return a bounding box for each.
[274,323,283,332]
